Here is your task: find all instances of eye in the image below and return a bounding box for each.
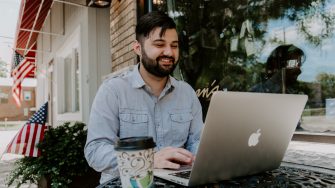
[171,42,179,49]
[171,44,179,49]
[154,43,165,47]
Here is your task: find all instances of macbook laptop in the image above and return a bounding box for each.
[154,91,308,186]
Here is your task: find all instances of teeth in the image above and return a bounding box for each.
[160,58,172,63]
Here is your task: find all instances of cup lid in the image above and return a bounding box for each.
[115,137,156,150]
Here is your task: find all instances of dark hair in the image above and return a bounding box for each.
[266,44,305,74]
[136,11,176,42]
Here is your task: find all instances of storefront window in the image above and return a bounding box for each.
[57,48,80,114]
[151,0,335,133]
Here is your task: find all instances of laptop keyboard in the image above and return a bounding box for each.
[169,170,191,179]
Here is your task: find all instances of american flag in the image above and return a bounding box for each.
[4,102,48,157]
[11,51,35,107]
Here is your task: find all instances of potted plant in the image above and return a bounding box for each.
[6,122,100,188]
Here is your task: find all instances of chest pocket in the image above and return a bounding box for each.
[119,112,148,138]
[170,111,193,143]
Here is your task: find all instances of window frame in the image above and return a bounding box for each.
[55,27,82,122]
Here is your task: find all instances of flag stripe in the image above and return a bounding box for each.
[5,139,13,154]
[14,127,24,154]
[13,62,34,89]
[13,61,34,87]
[25,124,35,156]
[12,85,21,107]
[23,124,31,155]
[29,124,39,157]
[18,125,28,154]
[32,124,43,157]
[11,51,36,107]
[4,102,48,157]
[37,126,46,156]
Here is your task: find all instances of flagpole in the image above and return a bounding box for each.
[0,150,6,161]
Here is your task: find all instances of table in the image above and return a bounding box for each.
[97,163,335,187]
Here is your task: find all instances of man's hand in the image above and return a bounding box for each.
[154,147,195,169]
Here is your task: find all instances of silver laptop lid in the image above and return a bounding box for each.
[189,91,308,186]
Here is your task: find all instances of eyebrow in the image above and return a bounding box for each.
[152,39,179,43]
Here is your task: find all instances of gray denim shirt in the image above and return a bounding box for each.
[84,65,203,184]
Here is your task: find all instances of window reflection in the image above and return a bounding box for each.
[153,0,335,133]
[250,44,305,94]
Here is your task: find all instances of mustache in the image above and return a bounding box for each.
[156,56,175,63]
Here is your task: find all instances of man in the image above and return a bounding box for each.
[84,11,203,183]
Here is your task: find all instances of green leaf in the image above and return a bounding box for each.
[6,121,92,188]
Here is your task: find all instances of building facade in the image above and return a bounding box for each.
[24,0,334,132]
[34,2,111,126]
[0,78,36,121]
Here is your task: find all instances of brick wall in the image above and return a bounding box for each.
[110,0,137,72]
[0,86,36,121]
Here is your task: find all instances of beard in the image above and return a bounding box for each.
[141,49,177,78]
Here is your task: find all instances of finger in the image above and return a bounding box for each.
[170,151,192,164]
[175,148,194,159]
[161,160,180,169]
[175,148,193,156]
[162,147,193,157]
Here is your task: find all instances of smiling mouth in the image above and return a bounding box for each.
[158,57,175,66]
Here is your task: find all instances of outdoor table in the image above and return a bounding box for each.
[96,162,335,187]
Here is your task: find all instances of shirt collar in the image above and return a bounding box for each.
[131,64,146,88]
[130,64,176,91]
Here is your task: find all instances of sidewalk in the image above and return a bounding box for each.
[0,121,25,131]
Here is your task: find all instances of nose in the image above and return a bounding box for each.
[163,46,173,56]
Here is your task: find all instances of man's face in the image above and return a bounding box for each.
[139,27,179,77]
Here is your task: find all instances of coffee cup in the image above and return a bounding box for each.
[115,137,156,188]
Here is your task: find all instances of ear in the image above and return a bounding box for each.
[133,40,142,56]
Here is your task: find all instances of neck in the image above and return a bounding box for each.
[139,64,168,97]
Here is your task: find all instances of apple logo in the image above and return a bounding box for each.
[248,129,261,147]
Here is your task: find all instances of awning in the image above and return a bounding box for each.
[12,0,53,78]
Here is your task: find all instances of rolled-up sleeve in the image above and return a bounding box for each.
[84,82,120,179]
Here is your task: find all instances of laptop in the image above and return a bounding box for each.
[154,91,308,186]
